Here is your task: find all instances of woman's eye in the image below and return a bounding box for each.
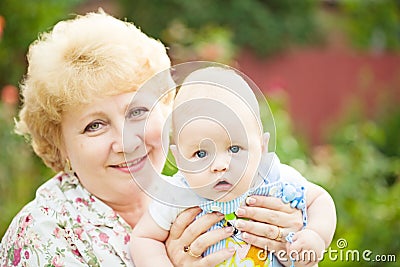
[84,121,104,133]
[195,150,207,158]
[127,107,148,119]
[229,145,240,153]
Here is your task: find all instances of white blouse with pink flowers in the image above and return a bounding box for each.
[0,172,133,267]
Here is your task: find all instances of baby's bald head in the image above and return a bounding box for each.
[172,67,262,142]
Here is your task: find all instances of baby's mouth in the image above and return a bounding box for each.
[213,179,233,192]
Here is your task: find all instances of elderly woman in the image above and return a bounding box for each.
[0,11,335,266]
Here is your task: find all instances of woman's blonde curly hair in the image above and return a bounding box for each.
[16,10,173,172]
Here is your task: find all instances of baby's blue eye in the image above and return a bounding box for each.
[195,150,207,158]
[229,146,240,153]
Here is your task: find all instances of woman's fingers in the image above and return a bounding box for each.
[234,194,305,263]
[236,205,303,230]
[245,195,296,213]
[166,208,233,266]
[237,195,303,232]
[189,226,234,257]
[179,211,225,247]
[168,207,201,240]
[241,231,287,253]
[167,208,225,253]
[235,219,282,240]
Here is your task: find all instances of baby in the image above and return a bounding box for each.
[131,66,329,266]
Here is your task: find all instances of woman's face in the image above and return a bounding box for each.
[60,90,170,205]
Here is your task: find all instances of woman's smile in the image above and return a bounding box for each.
[111,154,148,174]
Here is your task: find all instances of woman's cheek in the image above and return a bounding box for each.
[145,111,164,146]
[145,108,170,169]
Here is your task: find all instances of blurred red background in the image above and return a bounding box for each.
[237,41,400,145]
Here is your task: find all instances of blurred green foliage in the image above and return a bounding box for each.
[118,0,322,57]
[0,105,54,238]
[0,0,83,89]
[0,0,83,239]
[305,103,400,266]
[340,0,400,51]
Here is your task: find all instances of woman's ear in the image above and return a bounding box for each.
[262,132,270,154]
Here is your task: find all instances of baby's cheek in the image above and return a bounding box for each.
[230,155,251,180]
[186,173,208,188]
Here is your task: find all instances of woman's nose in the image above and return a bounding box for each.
[122,134,142,154]
[112,124,142,154]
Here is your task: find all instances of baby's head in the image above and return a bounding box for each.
[171,67,267,202]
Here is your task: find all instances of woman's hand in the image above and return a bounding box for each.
[234,195,303,256]
[165,207,235,267]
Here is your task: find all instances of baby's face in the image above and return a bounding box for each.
[172,85,263,202]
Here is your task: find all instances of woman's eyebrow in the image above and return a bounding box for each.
[80,111,106,121]
[125,96,152,110]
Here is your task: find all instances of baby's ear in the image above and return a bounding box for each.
[262,132,270,154]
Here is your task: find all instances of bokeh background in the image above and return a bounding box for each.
[1,0,399,266]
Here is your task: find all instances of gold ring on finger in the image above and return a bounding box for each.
[272,226,284,241]
[183,245,201,258]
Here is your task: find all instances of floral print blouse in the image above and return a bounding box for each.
[0,172,133,267]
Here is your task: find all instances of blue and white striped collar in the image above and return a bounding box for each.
[199,192,250,215]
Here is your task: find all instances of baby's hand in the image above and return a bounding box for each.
[286,229,325,267]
